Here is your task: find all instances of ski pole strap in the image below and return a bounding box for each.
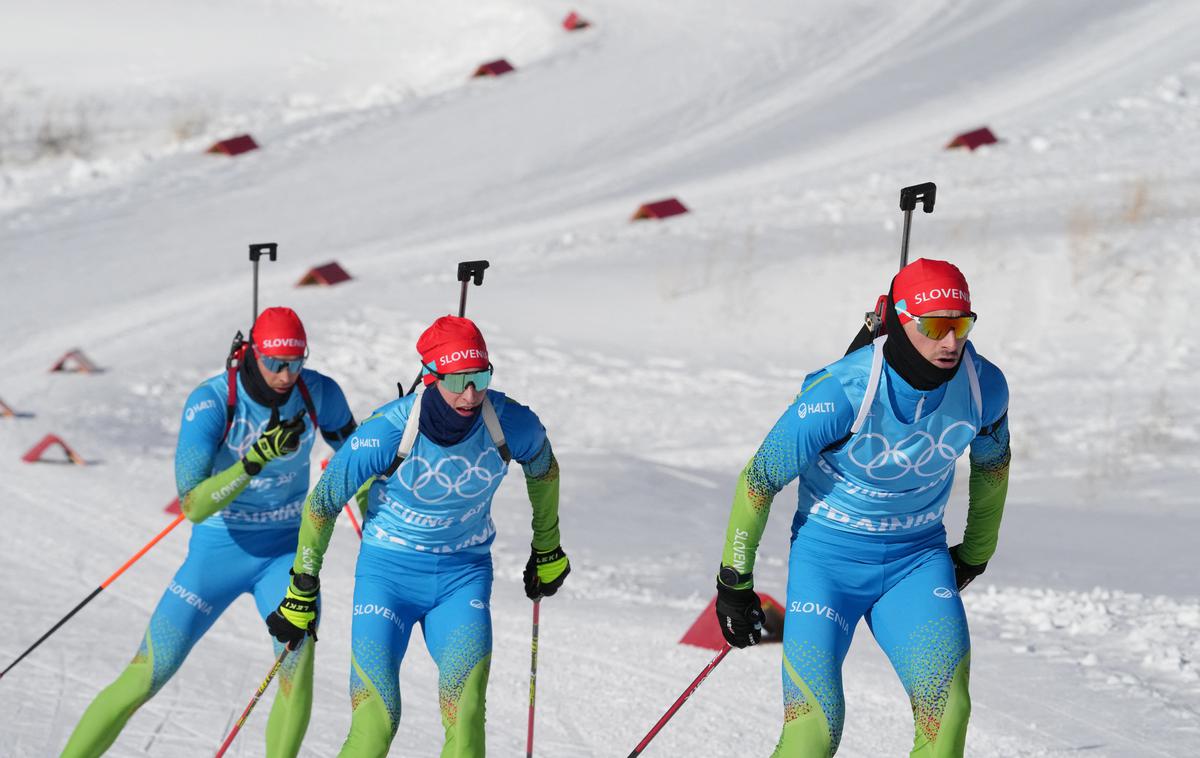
[480,396,511,463]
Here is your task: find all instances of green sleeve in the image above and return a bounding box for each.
[522,440,561,551]
[719,463,776,588]
[179,460,254,523]
[959,421,1012,565]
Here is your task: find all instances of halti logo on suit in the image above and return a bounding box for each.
[185,399,217,421]
[797,402,835,419]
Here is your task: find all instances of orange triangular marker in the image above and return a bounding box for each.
[296,262,352,287]
[21,434,86,465]
[946,127,999,151]
[207,134,259,156]
[473,59,515,78]
[563,11,591,30]
[632,198,689,221]
[50,349,99,373]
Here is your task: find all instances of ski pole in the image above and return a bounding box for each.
[626,644,731,757]
[526,599,540,757]
[214,645,291,757]
[0,512,187,681]
[343,504,363,539]
[404,260,491,396]
[248,242,278,324]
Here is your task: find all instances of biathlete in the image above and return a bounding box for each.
[267,315,570,757]
[715,259,1011,757]
[62,307,356,758]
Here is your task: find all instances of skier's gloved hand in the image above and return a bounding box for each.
[243,408,306,475]
[266,571,319,649]
[715,567,764,648]
[948,544,988,591]
[523,545,570,600]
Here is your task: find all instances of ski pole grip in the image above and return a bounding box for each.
[899,183,937,213]
[457,260,490,286]
[249,243,278,262]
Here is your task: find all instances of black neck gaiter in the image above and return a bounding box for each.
[239,348,293,408]
[419,385,480,446]
[881,291,961,391]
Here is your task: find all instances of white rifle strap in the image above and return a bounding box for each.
[851,335,887,435]
[481,396,512,463]
[382,395,423,479]
[964,350,983,418]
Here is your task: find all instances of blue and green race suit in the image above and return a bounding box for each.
[61,368,353,758]
[293,389,561,758]
[722,338,1011,758]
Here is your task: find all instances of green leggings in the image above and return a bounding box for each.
[770,653,970,757]
[60,634,314,758]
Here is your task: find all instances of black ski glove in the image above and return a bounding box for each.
[243,408,306,475]
[948,544,988,591]
[266,571,319,649]
[523,545,571,600]
[715,570,764,648]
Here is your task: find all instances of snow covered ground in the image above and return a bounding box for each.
[1,0,1198,755]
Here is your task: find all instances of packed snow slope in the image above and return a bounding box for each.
[1,1,1198,756]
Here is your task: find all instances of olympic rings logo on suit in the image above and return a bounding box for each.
[398,449,506,504]
[846,421,976,481]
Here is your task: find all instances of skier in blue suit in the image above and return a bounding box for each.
[267,315,569,757]
[716,259,1011,757]
[62,307,356,758]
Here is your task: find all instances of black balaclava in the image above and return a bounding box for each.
[239,347,293,408]
[881,284,961,391]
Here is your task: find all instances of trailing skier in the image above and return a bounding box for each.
[715,259,1011,757]
[267,315,570,757]
[61,307,356,758]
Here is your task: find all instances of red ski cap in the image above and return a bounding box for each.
[892,259,971,324]
[252,307,308,357]
[417,316,488,386]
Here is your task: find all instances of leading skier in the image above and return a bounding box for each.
[61,307,356,758]
[715,259,1011,757]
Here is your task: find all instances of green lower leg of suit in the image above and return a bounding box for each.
[439,654,490,758]
[59,657,154,758]
[770,656,834,758]
[338,653,400,758]
[337,653,490,758]
[770,653,972,758]
[908,653,971,758]
[264,637,315,758]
